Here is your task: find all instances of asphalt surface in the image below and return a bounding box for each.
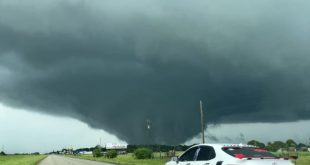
[38,155,114,165]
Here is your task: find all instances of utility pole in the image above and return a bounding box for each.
[200,100,205,144]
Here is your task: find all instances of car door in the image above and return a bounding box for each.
[195,146,218,165]
[178,146,199,165]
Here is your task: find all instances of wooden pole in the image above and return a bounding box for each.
[200,100,205,144]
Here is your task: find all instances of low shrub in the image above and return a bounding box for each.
[133,148,153,159]
[106,150,117,158]
[92,148,103,157]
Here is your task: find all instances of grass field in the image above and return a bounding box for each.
[72,153,169,165]
[296,155,310,165]
[0,155,46,165]
[72,152,310,165]
[273,152,310,165]
[287,152,310,165]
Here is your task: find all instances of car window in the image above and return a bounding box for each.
[179,147,198,161]
[196,146,216,161]
[222,147,276,158]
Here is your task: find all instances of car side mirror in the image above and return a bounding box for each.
[171,156,179,163]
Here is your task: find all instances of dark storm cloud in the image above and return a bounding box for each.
[1,0,310,144]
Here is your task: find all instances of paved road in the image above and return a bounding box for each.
[39,155,114,165]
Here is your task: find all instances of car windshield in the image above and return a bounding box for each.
[222,147,276,158]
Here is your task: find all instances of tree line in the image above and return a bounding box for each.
[69,139,309,154]
[247,139,309,152]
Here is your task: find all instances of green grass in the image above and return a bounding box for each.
[296,155,310,165]
[290,152,310,165]
[0,155,46,165]
[273,152,310,165]
[71,153,168,165]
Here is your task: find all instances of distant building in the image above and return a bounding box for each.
[78,151,92,155]
[288,147,296,152]
[297,147,308,152]
[105,143,127,154]
[105,143,127,150]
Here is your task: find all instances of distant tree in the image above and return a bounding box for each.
[286,139,297,148]
[266,141,286,152]
[0,151,6,156]
[92,148,103,158]
[175,145,190,151]
[127,144,189,153]
[75,148,91,152]
[127,145,138,153]
[247,140,266,148]
[297,143,307,148]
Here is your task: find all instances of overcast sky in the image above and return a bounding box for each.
[0,103,125,153]
[1,0,310,153]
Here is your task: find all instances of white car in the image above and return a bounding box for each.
[166,144,295,165]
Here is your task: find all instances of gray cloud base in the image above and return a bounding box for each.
[1,0,310,144]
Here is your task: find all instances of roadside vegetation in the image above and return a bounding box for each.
[272,152,310,165]
[0,155,46,165]
[133,148,153,159]
[71,152,310,165]
[73,153,168,165]
[67,146,169,165]
[64,138,310,165]
[296,154,310,165]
